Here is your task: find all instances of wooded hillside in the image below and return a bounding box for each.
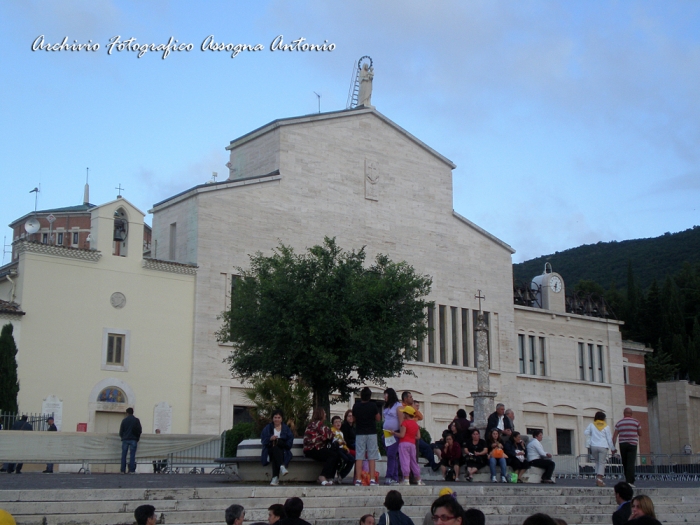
[513,226,700,290]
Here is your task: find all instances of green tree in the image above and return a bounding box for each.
[244,375,312,437]
[0,323,20,413]
[645,350,679,397]
[217,237,433,413]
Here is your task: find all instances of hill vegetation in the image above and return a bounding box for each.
[513,226,700,290]
[513,226,700,395]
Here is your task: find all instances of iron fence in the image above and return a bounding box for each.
[0,411,54,431]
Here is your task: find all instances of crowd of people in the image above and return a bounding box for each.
[262,391,558,486]
[260,389,642,489]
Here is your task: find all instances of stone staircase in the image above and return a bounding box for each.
[1,485,699,525]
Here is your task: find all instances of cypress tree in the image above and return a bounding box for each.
[0,323,20,414]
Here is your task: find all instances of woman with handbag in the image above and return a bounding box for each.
[303,407,339,485]
[439,433,464,481]
[487,428,509,483]
[260,409,294,486]
[584,411,616,487]
[504,431,530,483]
[464,428,488,481]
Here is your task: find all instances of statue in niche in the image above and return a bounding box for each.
[358,63,374,107]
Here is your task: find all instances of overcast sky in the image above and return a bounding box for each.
[1,1,698,264]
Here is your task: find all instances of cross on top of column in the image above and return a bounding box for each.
[475,289,485,312]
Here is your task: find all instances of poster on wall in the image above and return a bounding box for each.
[42,394,63,430]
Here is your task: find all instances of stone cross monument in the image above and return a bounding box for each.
[470,290,497,432]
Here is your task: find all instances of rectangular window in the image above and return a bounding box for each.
[528,335,536,375]
[556,429,573,455]
[107,334,125,365]
[461,309,469,367]
[597,345,605,382]
[416,337,424,362]
[57,232,64,245]
[439,305,446,364]
[73,232,79,245]
[539,337,547,376]
[588,343,595,381]
[472,311,490,369]
[518,334,526,373]
[578,342,585,380]
[427,306,435,363]
[623,365,628,384]
[169,222,177,260]
[42,233,48,244]
[451,306,458,365]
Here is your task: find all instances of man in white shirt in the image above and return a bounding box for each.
[526,429,555,483]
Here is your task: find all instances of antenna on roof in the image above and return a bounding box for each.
[29,186,39,213]
[313,91,321,113]
[2,236,10,266]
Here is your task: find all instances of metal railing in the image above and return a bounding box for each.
[0,412,54,431]
[568,453,700,481]
[140,432,227,474]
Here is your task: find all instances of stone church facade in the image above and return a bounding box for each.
[150,106,637,456]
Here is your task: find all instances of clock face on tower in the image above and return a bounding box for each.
[549,275,562,293]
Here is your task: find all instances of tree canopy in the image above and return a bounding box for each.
[217,237,433,410]
[0,323,20,414]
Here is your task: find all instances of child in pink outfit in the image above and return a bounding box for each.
[394,405,423,485]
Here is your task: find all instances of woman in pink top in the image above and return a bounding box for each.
[393,405,424,486]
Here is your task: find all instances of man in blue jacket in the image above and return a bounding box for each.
[119,407,142,473]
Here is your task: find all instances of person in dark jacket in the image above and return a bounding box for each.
[260,409,294,486]
[278,497,311,525]
[377,490,415,525]
[43,416,58,473]
[453,409,471,446]
[612,482,633,525]
[119,407,142,473]
[486,403,513,438]
[6,415,32,474]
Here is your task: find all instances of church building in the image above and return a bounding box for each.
[148,104,644,456]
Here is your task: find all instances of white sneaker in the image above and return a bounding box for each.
[270,476,279,486]
[491,476,497,483]
[280,465,288,477]
[401,479,410,486]
[501,476,508,483]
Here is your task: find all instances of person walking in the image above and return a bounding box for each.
[584,411,616,487]
[613,407,642,487]
[119,407,142,474]
[43,416,57,473]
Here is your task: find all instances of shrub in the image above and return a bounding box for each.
[224,422,256,457]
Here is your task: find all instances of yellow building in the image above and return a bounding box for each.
[0,197,196,439]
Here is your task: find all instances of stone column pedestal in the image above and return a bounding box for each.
[470,391,497,434]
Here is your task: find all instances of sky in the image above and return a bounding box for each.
[1,1,698,264]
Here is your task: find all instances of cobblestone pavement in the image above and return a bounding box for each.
[0,472,698,491]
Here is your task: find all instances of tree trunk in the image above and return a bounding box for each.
[312,386,331,422]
